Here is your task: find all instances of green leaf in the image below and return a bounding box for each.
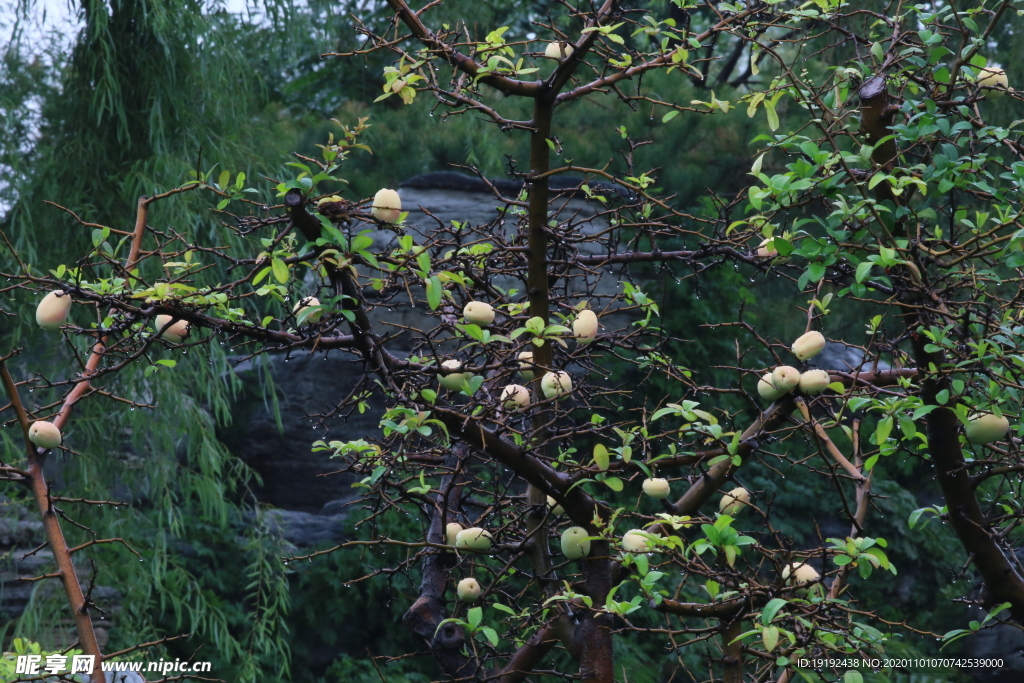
[604,476,623,492]
[467,607,482,629]
[252,266,272,286]
[426,276,442,310]
[874,416,893,445]
[761,598,787,625]
[764,99,779,131]
[271,258,289,284]
[416,250,431,275]
[593,444,609,470]
[762,625,780,652]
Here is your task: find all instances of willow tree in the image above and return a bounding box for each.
[3,0,1024,681]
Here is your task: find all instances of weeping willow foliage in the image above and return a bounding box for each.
[0,0,298,678]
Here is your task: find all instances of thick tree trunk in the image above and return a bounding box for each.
[580,541,615,683]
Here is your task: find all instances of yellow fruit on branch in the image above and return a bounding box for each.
[455,527,493,553]
[965,412,1011,445]
[500,384,531,410]
[798,369,830,395]
[772,366,801,392]
[293,296,323,324]
[560,526,591,560]
[757,372,787,401]
[719,487,750,516]
[36,291,72,330]
[457,577,482,602]
[621,529,655,553]
[371,188,402,223]
[517,352,536,381]
[445,522,463,547]
[544,41,574,60]
[782,562,819,585]
[28,421,62,449]
[755,237,789,262]
[546,495,564,516]
[792,331,825,361]
[572,309,598,343]
[438,359,473,391]
[978,66,1008,91]
[642,478,671,499]
[541,371,572,400]
[154,315,190,343]
[463,301,495,326]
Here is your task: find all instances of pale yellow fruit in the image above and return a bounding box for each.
[501,384,530,410]
[783,562,819,585]
[572,309,598,343]
[371,188,402,223]
[965,413,1011,445]
[978,66,1009,91]
[438,359,473,391]
[792,331,825,361]
[756,237,789,262]
[457,577,482,602]
[560,527,591,560]
[445,522,463,546]
[757,373,787,401]
[463,301,495,326]
[154,315,190,343]
[546,495,564,516]
[719,487,750,516]
[544,41,573,60]
[36,291,72,330]
[455,527,492,552]
[28,421,62,449]
[293,296,323,324]
[642,478,671,500]
[518,352,536,381]
[772,366,801,392]
[622,529,653,553]
[798,369,830,395]
[541,371,572,400]
[316,195,343,207]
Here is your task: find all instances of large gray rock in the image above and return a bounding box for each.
[0,497,117,650]
[225,172,625,512]
[810,342,892,373]
[221,353,378,513]
[961,623,1024,682]
[264,508,350,549]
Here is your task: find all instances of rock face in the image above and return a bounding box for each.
[223,171,622,514]
[0,497,117,650]
[810,342,892,373]
[962,624,1024,682]
[221,353,379,514]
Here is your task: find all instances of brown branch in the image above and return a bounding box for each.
[402,446,479,679]
[670,399,794,516]
[910,336,1024,620]
[794,398,866,482]
[0,363,105,683]
[494,622,562,683]
[382,0,540,97]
